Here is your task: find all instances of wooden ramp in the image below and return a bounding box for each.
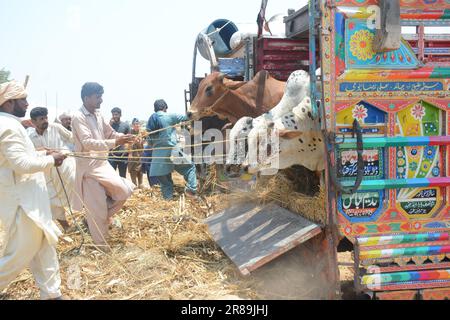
[204,202,322,276]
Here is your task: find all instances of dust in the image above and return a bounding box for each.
[1,172,357,300]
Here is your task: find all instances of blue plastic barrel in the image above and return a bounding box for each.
[198,19,239,59]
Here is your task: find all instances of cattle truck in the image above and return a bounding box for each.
[299,0,450,299]
[199,0,450,300]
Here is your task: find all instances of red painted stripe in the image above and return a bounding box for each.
[421,270,450,281]
[438,245,450,254]
[429,136,450,146]
[438,234,450,241]
[429,178,450,188]
[402,13,444,20]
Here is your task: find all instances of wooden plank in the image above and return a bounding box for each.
[422,287,450,300]
[373,0,402,52]
[376,290,418,300]
[204,202,322,276]
[261,54,310,61]
[262,63,308,70]
[284,5,310,39]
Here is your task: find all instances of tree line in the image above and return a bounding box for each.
[0,68,10,84]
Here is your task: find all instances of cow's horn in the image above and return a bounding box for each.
[218,73,226,82]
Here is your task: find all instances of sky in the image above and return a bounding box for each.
[0,0,307,122]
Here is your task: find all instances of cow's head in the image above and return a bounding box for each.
[226,117,253,166]
[245,96,324,175]
[188,72,245,120]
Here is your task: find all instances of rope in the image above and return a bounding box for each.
[142,120,193,138]
[65,137,248,156]
[67,184,143,280]
[50,166,111,254]
[68,153,232,164]
[55,167,85,255]
[206,20,233,37]
[61,118,194,157]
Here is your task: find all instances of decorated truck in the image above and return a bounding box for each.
[189,0,450,300]
[309,0,450,299]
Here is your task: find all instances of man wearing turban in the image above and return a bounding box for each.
[0,81,66,299]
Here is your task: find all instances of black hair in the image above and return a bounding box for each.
[154,99,168,112]
[30,107,48,120]
[111,107,122,115]
[81,82,104,101]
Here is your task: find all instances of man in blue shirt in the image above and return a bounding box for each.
[109,107,130,178]
[146,99,197,200]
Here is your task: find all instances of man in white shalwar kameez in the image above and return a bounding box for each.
[0,81,66,299]
[71,82,135,249]
[28,107,76,232]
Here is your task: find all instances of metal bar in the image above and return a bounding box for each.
[341,177,450,191]
[339,136,450,149]
[402,20,450,26]
[404,34,450,41]
[309,0,318,119]
[362,269,450,286]
[418,24,425,62]
[360,245,450,260]
[357,233,450,246]
[365,262,450,274]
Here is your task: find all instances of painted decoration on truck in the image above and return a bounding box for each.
[338,149,383,179]
[335,0,450,8]
[399,188,441,216]
[336,101,387,135]
[396,101,444,218]
[339,81,444,92]
[335,12,346,76]
[339,191,384,220]
[337,101,387,222]
[345,19,419,69]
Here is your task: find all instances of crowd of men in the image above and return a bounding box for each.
[0,80,197,299]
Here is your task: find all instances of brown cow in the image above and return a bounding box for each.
[188,70,286,124]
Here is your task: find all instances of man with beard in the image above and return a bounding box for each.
[0,81,66,299]
[109,107,130,178]
[58,112,72,131]
[71,82,135,249]
[28,107,75,232]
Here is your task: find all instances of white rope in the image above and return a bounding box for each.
[206,20,233,37]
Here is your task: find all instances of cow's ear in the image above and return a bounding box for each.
[278,129,303,139]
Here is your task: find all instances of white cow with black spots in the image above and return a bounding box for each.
[227,70,310,165]
[226,69,325,176]
[260,98,324,172]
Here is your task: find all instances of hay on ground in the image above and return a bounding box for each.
[1,186,257,300]
[1,172,354,300]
